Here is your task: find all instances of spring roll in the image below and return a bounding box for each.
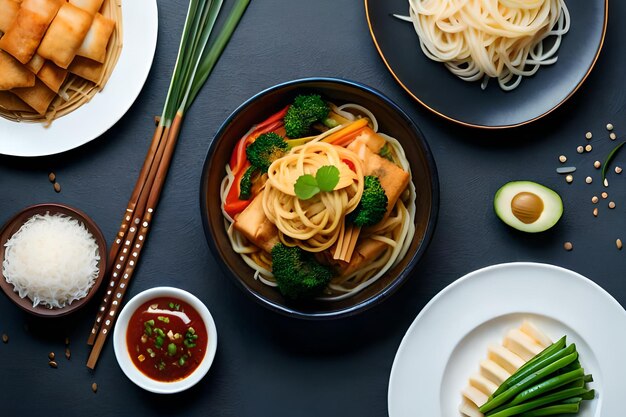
[0,0,64,64]
[11,78,56,114]
[76,13,115,63]
[68,56,104,84]
[69,0,105,15]
[24,53,44,73]
[37,3,93,69]
[37,61,67,93]
[0,0,21,34]
[0,50,35,90]
[0,91,33,112]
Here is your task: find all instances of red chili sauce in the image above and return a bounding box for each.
[126,297,207,382]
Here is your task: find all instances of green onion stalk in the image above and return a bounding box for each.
[85,0,250,369]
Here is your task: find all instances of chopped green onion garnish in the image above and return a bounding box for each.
[155,336,164,349]
[167,343,177,356]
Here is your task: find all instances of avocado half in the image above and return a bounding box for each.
[494,181,563,233]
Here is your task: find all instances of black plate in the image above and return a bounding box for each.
[365,0,608,129]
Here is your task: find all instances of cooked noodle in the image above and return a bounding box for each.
[400,0,570,90]
[263,141,364,252]
[220,104,417,299]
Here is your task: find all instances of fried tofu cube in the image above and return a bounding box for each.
[233,190,279,253]
[348,140,410,214]
[351,127,386,153]
[337,238,388,277]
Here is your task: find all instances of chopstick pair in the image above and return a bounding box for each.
[86,0,250,369]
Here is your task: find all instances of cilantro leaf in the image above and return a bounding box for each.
[294,174,320,200]
[315,165,340,192]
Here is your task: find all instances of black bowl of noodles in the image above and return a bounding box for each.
[199,78,439,319]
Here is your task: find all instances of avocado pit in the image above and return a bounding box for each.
[511,192,544,224]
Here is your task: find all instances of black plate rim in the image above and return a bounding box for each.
[364,0,609,129]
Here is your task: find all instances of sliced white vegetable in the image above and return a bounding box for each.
[487,343,525,374]
[479,359,510,386]
[459,397,484,417]
[503,329,543,361]
[469,373,499,395]
[462,385,489,408]
[520,320,552,348]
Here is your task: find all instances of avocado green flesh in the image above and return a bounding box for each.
[494,181,563,233]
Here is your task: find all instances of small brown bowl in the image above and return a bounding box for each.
[0,203,107,317]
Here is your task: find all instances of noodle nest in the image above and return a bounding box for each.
[406,0,570,90]
[262,141,364,253]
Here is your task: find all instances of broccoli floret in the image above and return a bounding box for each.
[348,176,388,227]
[271,243,333,299]
[238,166,257,200]
[246,132,288,172]
[284,94,330,138]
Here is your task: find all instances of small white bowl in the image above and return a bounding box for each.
[113,287,218,394]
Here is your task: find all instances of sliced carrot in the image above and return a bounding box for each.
[322,118,369,147]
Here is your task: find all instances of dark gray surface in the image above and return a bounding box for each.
[0,0,625,416]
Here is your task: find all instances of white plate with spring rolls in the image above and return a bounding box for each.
[0,0,157,157]
[388,262,626,417]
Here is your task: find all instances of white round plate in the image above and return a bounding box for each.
[388,262,626,417]
[0,1,158,157]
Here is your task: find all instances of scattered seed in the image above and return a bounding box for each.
[585,144,593,152]
[607,123,614,131]
[564,242,573,251]
[566,174,573,183]
[609,201,616,209]
[577,146,584,154]
[65,347,71,360]
[616,166,623,174]
[1,334,7,344]
[585,132,593,139]
[92,382,98,393]
[556,166,576,174]
[593,208,599,217]
[585,176,593,184]
[48,172,56,182]
[602,192,609,199]
[559,155,567,163]
[594,160,601,169]
[604,178,609,187]
[617,239,623,250]
[48,352,55,360]
[53,182,61,193]
[610,132,617,140]
[592,196,599,204]
[49,361,58,368]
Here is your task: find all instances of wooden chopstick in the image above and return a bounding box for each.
[87,124,168,346]
[86,122,175,368]
[86,0,251,368]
